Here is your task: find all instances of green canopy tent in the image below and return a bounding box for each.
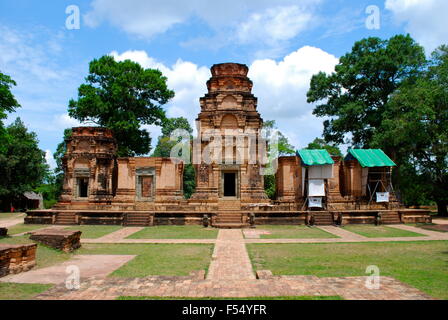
[297,150,334,210]
[345,149,397,205]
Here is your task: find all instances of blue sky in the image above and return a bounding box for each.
[0,0,447,169]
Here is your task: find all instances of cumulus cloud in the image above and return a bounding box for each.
[111,50,210,124]
[111,45,338,149]
[85,0,320,42]
[53,114,82,130]
[385,0,448,53]
[237,6,314,45]
[45,150,57,170]
[249,46,339,148]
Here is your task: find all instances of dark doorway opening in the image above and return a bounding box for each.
[78,178,89,198]
[224,172,237,197]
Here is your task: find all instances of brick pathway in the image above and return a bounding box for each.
[318,226,367,240]
[35,275,434,300]
[0,255,135,284]
[207,229,255,280]
[95,227,144,242]
[433,219,448,225]
[389,224,447,237]
[0,214,25,228]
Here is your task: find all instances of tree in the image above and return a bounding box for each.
[262,120,296,199]
[263,120,296,156]
[306,138,342,157]
[373,46,448,216]
[307,35,426,148]
[152,117,196,199]
[0,118,48,211]
[0,71,20,126]
[0,71,21,153]
[68,55,174,157]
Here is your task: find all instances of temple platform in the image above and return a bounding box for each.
[25,208,432,228]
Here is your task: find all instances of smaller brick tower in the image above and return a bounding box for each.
[58,127,117,208]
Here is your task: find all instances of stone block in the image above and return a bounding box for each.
[29,229,81,253]
[0,228,7,237]
[256,270,273,279]
[0,244,37,277]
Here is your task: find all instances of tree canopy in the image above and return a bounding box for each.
[373,45,448,215]
[307,34,426,147]
[263,120,296,156]
[0,118,48,210]
[152,117,196,199]
[68,55,174,157]
[305,138,342,157]
[0,71,20,126]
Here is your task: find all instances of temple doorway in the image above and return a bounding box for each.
[223,172,237,198]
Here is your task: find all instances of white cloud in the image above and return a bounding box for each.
[238,6,314,45]
[85,0,320,42]
[111,50,210,125]
[111,45,338,150]
[385,0,448,53]
[45,150,57,170]
[53,114,82,130]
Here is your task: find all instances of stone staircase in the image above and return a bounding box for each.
[310,212,334,226]
[379,211,401,224]
[214,200,245,229]
[125,212,153,227]
[55,212,77,225]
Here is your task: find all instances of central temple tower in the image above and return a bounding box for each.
[191,63,269,205]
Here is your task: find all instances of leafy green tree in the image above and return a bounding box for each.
[0,71,20,126]
[152,117,196,199]
[68,55,174,157]
[306,138,342,157]
[0,71,21,153]
[0,118,48,211]
[262,120,296,199]
[263,120,296,156]
[373,46,448,216]
[307,35,426,148]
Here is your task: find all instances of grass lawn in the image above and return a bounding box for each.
[117,296,344,300]
[64,225,122,239]
[342,225,426,238]
[247,241,448,300]
[252,225,338,239]
[5,224,49,236]
[0,212,25,220]
[77,243,214,277]
[0,235,73,268]
[0,283,52,300]
[127,226,218,239]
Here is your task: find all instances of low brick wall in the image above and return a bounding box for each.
[253,212,308,225]
[0,244,37,278]
[29,229,81,253]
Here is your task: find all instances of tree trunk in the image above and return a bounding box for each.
[436,200,448,217]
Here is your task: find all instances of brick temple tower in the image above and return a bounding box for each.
[190,63,269,219]
[58,127,117,208]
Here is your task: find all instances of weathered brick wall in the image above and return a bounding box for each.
[30,230,81,253]
[0,244,36,277]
